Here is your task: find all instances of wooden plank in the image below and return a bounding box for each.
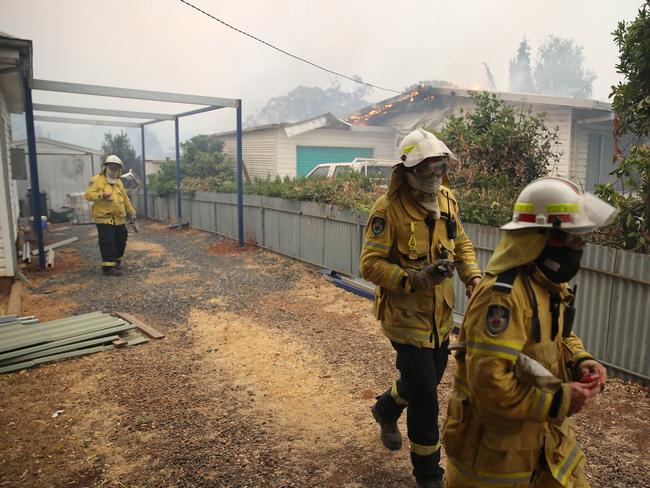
[112,338,128,348]
[113,312,165,339]
[31,237,79,255]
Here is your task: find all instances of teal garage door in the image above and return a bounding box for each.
[296,146,374,177]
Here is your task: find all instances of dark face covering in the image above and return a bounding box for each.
[535,246,584,283]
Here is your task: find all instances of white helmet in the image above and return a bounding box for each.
[399,129,456,168]
[501,176,618,234]
[104,154,124,167]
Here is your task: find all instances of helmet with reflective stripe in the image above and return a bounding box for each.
[501,176,618,234]
[398,129,456,168]
[104,154,124,167]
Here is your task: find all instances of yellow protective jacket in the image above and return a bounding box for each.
[359,168,482,348]
[443,264,597,488]
[84,172,136,225]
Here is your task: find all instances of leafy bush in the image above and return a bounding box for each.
[434,91,561,226]
[149,135,234,197]
[593,2,650,253]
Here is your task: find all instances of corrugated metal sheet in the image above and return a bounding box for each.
[0,311,149,374]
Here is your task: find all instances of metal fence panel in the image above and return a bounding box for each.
[572,244,618,360]
[606,249,650,376]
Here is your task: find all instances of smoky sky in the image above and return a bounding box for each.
[2,0,642,156]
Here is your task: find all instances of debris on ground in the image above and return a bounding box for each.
[0,311,162,373]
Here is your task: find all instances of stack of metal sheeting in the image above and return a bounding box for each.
[0,311,148,374]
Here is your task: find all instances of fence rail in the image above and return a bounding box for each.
[137,192,649,384]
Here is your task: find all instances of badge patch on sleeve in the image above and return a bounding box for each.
[486,304,510,336]
[371,215,386,236]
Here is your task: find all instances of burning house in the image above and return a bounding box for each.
[348,85,619,191]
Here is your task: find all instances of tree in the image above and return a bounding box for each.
[148,134,234,196]
[533,36,596,98]
[435,92,561,225]
[101,131,141,177]
[246,78,372,126]
[508,38,535,93]
[594,1,650,252]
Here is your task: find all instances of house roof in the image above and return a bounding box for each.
[0,34,33,113]
[348,85,612,127]
[213,112,395,138]
[13,137,101,155]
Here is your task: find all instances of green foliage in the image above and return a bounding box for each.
[218,172,383,212]
[594,2,650,253]
[148,135,234,197]
[437,91,559,187]
[101,131,141,176]
[433,92,561,226]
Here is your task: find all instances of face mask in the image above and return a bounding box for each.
[406,172,442,215]
[105,167,120,184]
[406,172,441,194]
[535,246,584,283]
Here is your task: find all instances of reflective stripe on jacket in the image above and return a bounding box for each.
[360,184,481,348]
[443,268,596,488]
[85,173,135,225]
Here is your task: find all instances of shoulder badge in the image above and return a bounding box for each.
[371,215,386,236]
[486,304,510,336]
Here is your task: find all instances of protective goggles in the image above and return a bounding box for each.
[548,230,586,250]
[411,158,448,178]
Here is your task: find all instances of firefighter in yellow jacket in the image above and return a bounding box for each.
[85,155,136,276]
[442,177,617,488]
[360,129,482,488]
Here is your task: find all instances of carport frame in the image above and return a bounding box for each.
[23,78,244,270]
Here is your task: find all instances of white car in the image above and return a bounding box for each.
[306,158,398,179]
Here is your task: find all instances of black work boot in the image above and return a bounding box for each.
[102,267,122,276]
[371,403,402,450]
[416,479,443,488]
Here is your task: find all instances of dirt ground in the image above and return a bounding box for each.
[0,222,648,488]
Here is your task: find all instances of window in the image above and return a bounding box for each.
[333,166,353,177]
[366,165,392,178]
[309,166,330,178]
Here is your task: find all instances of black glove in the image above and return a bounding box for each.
[407,260,454,291]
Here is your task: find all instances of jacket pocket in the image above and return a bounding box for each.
[475,422,543,474]
[442,395,474,458]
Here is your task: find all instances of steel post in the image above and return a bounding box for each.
[23,75,46,270]
[141,125,148,218]
[175,117,181,225]
[236,102,244,247]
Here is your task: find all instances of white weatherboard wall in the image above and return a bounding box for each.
[0,89,19,277]
[220,127,398,178]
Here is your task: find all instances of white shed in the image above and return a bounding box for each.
[13,137,101,213]
[0,34,32,278]
[215,112,399,179]
[349,86,617,191]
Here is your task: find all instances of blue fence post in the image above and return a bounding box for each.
[236,101,244,247]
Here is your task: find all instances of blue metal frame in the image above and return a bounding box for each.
[140,125,148,218]
[236,102,243,247]
[22,75,46,270]
[174,117,181,225]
